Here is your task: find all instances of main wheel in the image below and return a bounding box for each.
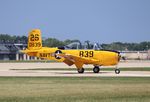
[93,66,100,73]
[77,68,84,73]
[115,69,120,74]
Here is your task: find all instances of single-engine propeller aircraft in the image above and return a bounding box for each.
[21,29,121,74]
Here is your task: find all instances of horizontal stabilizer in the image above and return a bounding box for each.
[20,49,38,53]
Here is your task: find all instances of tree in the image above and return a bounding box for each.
[0,34,150,51]
[43,38,64,47]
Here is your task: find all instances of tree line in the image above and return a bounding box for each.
[0,34,150,51]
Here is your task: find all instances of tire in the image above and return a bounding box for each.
[77,68,84,73]
[115,69,120,74]
[93,66,100,73]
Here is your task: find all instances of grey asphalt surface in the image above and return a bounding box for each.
[0,60,150,77]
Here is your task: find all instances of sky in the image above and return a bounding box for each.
[0,0,150,43]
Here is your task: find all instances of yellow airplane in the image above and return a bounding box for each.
[21,29,121,74]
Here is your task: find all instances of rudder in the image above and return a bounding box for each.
[28,29,42,50]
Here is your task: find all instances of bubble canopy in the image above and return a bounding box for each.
[58,41,102,50]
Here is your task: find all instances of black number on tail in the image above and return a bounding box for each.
[30,34,39,41]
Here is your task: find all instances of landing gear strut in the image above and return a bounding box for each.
[77,68,84,73]
[93,66,100,73]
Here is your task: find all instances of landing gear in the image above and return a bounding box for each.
[115,65,120,74]
[93,66,100,73]
[77,68,84,73]
[115,69,120,74]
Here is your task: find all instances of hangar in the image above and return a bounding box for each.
[0,43,36,60]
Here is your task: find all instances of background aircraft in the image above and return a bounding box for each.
[21,29,121,74]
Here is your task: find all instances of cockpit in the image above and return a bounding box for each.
[58,41,103,50]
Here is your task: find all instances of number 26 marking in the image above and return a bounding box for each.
[30,34,39,41]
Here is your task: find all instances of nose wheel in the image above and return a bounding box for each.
[93,66,100,73]
[115,69,120,74]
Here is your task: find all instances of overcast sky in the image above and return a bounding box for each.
[0,0,150,43]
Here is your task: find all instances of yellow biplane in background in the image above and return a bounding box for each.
[21,29,121,74]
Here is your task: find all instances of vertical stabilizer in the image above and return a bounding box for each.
[28,29,42,50]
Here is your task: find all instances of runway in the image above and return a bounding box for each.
[0,70,150,77]
[0,61,150,77]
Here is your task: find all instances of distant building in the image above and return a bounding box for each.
[120,51,150,60]
[148,50,150,59]
[0,43,35,60]
[0,43,150,61]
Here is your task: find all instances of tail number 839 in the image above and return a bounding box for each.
[79,51,94,57]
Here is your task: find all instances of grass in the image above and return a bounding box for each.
[0,77,150,102]
[11,67,150,71]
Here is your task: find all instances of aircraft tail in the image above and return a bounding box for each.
[27,29,42,50]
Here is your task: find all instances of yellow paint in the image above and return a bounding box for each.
[28,29,42,50]
[21,29,120,69]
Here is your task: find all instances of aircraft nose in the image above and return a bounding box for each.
[110,50,120,61]
[118,53,121,61]
[113,51,121,61]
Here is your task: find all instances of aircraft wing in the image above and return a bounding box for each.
[58,53,99,66]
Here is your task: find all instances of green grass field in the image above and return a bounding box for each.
[0,77,150,102]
